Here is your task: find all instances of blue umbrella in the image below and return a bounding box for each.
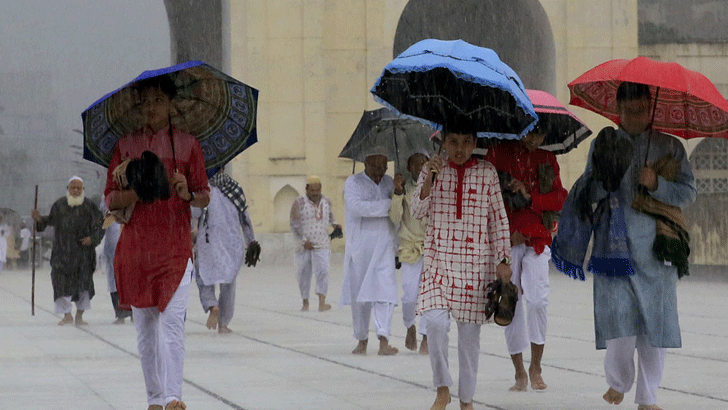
[371,39,537,140]
[82,61,258,176]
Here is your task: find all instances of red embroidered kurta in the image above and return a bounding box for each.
[104,126,209,312]
[410,157,511,324]
[484,141,567,254]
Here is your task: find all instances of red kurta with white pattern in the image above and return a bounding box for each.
[484,141,568,254]
[410,157,511,324]
[104,125,209,312]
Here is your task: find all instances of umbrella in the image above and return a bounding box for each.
[568,56,728,139]
[338,108,437,174]
[527,89,592,154]
[82,61,259,174]
[371,39,537,140]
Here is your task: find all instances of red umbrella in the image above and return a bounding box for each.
[527,89,592,154]
[568,56,728,139]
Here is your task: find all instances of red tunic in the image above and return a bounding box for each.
[104,125,209,311]
[484,141,567,254]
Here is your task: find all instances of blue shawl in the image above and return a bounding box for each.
[552,170,635,280]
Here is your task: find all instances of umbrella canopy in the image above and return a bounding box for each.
[371,39,537,139]
[527,89,592,154]
[82,61,259,173]
[339,108,437,174]
[568,56,728,139]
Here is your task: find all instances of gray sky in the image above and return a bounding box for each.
[0,0,171,132]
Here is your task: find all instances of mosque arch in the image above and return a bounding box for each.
[273,185,300,232]
[163,0,224,69]
[393,0,557,94]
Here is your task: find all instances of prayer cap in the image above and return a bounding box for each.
[364,145,391,160]
[306,175,321,185]
[68,175,84,185]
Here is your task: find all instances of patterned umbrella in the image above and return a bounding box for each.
[569,56,728,139]
[82,61,258,173]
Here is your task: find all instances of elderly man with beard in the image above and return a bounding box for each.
[341,148,399,356]
[32,176,105,325]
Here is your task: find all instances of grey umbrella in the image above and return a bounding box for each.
[339,108,437,174]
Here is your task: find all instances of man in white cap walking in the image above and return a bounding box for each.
[32,176,105,325]
[290,175,341,312]
[341,148,399,356]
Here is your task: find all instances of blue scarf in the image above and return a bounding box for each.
[552,172,635,281]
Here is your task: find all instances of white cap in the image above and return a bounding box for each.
[68,175,84,185]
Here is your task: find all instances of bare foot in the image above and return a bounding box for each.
[58,313,73,326]
[638,405,663,410]
[218,325,232,334]
[147,405,163,410]
[206,306,219,330]
[405,325,417,351]
[603,387,624,405]
[377,336,399,356]
[74,310,88,326]
[165,400,186,410]
[430,386,451,410]
[317,294,331,311]
[529,367,547,390]
[301,299,309,311]
[419,335,429,355]
[509,372,528,392]
[459,401,474,410]
[352,339,367,355]
[112,317,125,325]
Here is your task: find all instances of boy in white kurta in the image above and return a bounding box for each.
[389,152,429,353]
[411,131,512,410]
[340,152,399,356]
[290,175,341,312]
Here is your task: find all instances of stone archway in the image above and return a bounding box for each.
[273,185,300,233]
[393,0,556,94]
[163,0,224,69]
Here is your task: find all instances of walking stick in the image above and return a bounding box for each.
[31,185,37,316]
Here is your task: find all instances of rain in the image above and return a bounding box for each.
[0,1,727,410]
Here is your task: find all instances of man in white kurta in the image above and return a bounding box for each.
[389,152,429,353]
[290,175,341,312]
[193,171,258,334]
[341,152,399,356]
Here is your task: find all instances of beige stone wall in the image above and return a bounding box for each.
[226,0,639,236]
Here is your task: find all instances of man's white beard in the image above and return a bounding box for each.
[66,193,85,207]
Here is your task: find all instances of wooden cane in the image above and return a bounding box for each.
[31,185,37,316]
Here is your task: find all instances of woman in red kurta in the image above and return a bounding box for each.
[105,76,209,410]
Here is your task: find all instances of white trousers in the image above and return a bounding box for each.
[423,309,481,404]
[296,248,330,299]
[504,244,550,355]
[54,291,91,314]
[401,257,426,334]
[197,275,237,328]
[351,301,395,340]
[604,335,666,405]
[133,260,192,408]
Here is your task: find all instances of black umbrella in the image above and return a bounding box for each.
[339,108,437,174]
